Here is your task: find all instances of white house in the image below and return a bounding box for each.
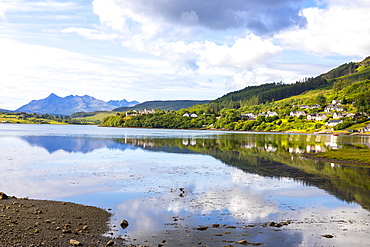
[267,111,278,117]
[324,104,345,112]
[326,120,343,127]
[290,111,306,117]
[241,113,255,118]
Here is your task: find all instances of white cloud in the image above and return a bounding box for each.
[276,2,370,57]
[0,38,185,109]
[61,27,119,41]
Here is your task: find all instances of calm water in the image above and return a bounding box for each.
[0,124,369,246]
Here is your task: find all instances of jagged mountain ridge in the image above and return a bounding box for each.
[16,93,139,115]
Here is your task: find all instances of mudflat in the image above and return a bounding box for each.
[0,194,128,247]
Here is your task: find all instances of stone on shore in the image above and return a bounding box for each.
[0,192,8,199]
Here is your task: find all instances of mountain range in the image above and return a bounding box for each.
[16,93,139,115]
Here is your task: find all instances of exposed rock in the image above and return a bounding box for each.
[69,239,82,246]
[120,219,129,229]
[106,240,114,246]
[0,192,8,199]
[236,239,248,245]
[196,226,208,231]
[322,234,334,238]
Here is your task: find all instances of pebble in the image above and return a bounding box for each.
[69,239,82,246]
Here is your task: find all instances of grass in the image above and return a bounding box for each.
[317,147,370,165]
[75,112,116,122]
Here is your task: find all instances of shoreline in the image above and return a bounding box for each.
[0,194,128,246]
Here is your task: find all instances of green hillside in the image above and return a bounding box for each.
[113,100,211,112]
[101,56,370,133]
[203,56,370,113]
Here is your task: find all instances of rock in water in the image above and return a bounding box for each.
[0,192,8,199]
[120,219,129,229]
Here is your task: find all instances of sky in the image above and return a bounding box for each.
[0,0,370,110]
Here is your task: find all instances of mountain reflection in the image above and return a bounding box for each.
[21,136,138,154]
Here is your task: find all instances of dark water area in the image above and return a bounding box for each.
[0,124,369,246]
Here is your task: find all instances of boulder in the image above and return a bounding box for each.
[120,219,129,229]
[0,192,8,199]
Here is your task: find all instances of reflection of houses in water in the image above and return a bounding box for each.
[126,139,155,148]
[265,144,277,152]
[306,144,327,153]
[325,135,341,149]
[288,147,305,154]
[240,142,257,149]
[182,139,197,146]
[331,163,340,168]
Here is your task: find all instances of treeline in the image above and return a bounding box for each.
[2,112,90,124]
[208,77,329,112]
[101,112,216,129]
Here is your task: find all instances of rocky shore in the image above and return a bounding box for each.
[0,193,128,247]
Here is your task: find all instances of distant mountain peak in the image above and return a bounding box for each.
[16,94,139,115]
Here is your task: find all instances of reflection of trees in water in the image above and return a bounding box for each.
[121,136,370,211]
[20,134,370,210]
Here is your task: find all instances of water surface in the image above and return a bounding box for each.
[0,124,369,246]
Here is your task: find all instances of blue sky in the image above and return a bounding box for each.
[1,0,369,110]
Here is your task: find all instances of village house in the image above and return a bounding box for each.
[306,113,316,121]
[241,113,255,118]
[300,105,310,109]
[326,119,343,127]
[310,104,321,109]
[333,112,354,119]
[125,110,138,117]
[360,124,370,133]
[306,113,328,121]
[142,108,156,114]
[183,113,198,117]
[324,104,345,112]
[266,111,278,117]
[290,111,306,117]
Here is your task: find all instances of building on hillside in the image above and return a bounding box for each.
[332,100,341,105]
[326,120,343,127]
[360,124,370,133]
[182,113,190,117]
[266,111,278,117]
[290,111,306,117]
[300,105,310,109]
[316,113,328,121]
[241,113,255,118]
[190,113,198,118]
[333,112,354,119]
[142,108,156,114]
[310,104,321,109]
[354,112,368,119]
[306,113,317,121]
[306,113,327,121]
[126,110,138,117]
[324,104,345,112]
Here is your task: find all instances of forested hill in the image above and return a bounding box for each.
[113,100,211,112]
[208,56,370,112]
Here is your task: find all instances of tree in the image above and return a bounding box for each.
[315,94,327,105]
